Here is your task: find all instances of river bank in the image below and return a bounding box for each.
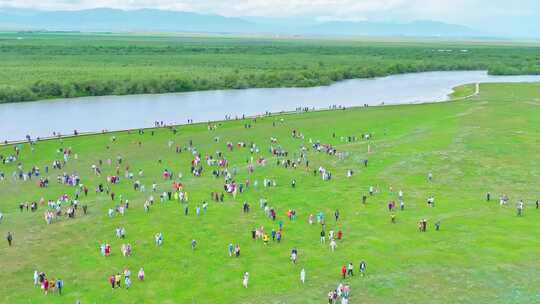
[1,71,540,142]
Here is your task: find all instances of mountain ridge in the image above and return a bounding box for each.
[0,7,483,37]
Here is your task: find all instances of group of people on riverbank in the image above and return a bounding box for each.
[4,112,540,304]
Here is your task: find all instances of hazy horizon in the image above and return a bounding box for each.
[0,1,539,37]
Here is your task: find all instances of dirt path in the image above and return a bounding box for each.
[452,83,480,101]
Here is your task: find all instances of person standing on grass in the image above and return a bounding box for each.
[191,239,197,250]
[330,239,337,252]
[115,273,122,288]
[38,272,46,286]
[517,200,524,216]
[109,274,116,289]
[228,243,234,256]
[291,248,298,264]
[242,272,249,288]
[6,231,12,246]
[359,261,367,277]
[124,268,131,281]
[536,200,539,209]
[56,278,63,295]
[43,278,49,295]
[422,219,427,232]
[125,276,131,289]
[300,268,306,284]
[341,265,347,279]
[155,233,163,246]
[347,263,354,277]
[138,268,145,281]
[328,290,335,304]
[486,192,491,202]
[427,196,435,207]
[235,244,241,257]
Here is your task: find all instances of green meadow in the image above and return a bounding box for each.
[1,83,540,303]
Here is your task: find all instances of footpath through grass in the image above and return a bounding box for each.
[1,83,540,303]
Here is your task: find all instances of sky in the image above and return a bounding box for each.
[1,0,539,36]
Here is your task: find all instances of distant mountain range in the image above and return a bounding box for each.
[0,7,483,37]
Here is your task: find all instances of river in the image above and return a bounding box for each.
[1,70,540,142]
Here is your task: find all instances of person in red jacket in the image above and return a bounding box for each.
[341,265,347,279]
[109,274,116,289]
[43,279,49,295]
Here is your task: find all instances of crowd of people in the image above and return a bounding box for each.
[33,270,63,296]
[1,115,538,303]
[108,268,145,290]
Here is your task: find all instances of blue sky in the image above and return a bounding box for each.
[1,0,539,36]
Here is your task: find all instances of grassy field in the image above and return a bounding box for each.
[1,82,540,303]
[448,83,477,99]
[1,32,540,102]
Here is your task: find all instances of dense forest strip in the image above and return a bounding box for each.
[1,33,540,103]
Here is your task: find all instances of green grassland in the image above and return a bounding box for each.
[448,84,477,99]
[1,82,540,303]
[1,32,540,103]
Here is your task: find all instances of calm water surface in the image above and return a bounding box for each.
[2,71,540,141]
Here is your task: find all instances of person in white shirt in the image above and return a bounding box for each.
[33,270,39,286]
[242,272,249,288]
[330,239,337,252]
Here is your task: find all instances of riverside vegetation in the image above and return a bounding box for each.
[1,32,540,103]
